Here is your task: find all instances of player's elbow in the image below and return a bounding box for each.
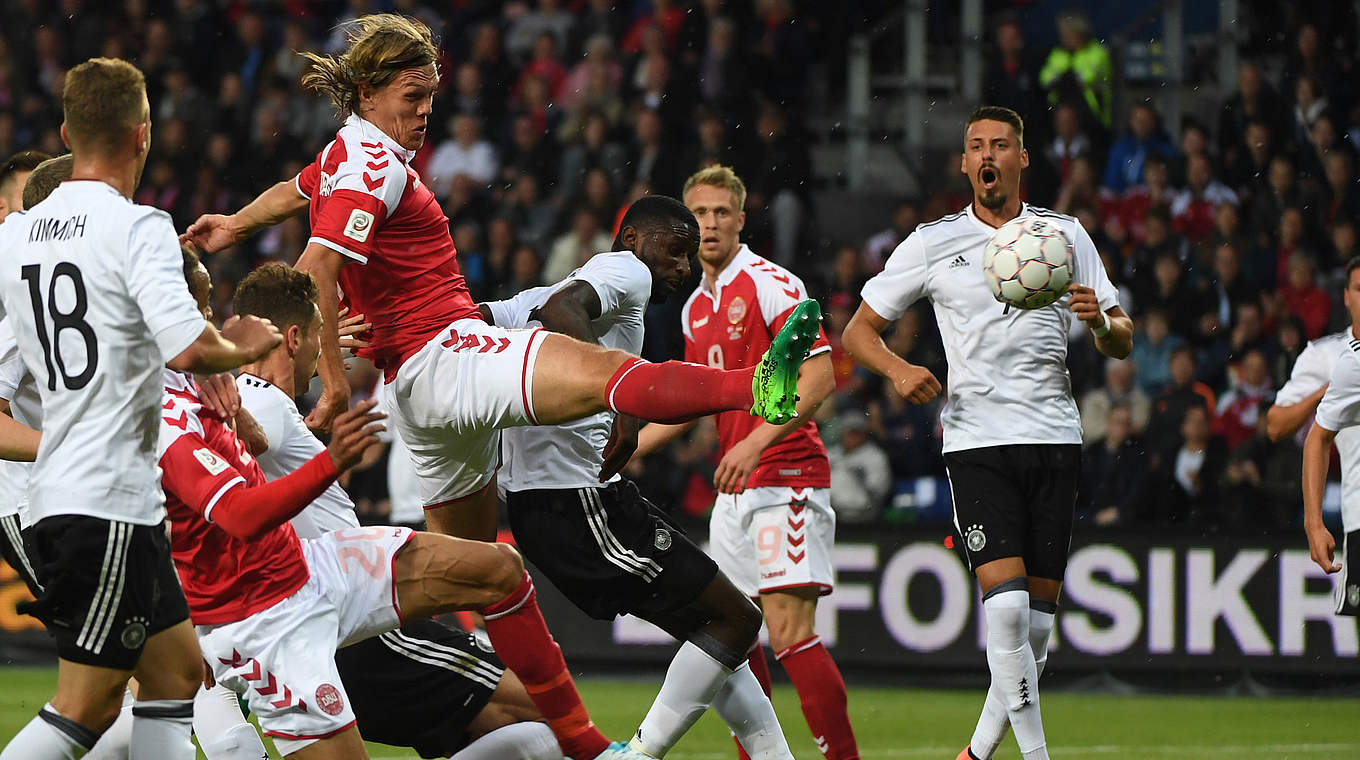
[1264,408,1288,442]
[166,343,205,373]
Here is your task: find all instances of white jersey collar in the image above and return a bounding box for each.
[343,114,417,164]
[964,202,1030,232]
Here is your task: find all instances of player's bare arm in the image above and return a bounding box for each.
[0,413,39,461]
[536,281,604,344]
[1266,384,1329,441]
[168,315,282,374]
[631,419,698,461]
[1068,284,1132,359]
[1303,421,1343,574]
[715,352,834,494]
[295,242,349,431]
[842,302,942,405]
[180,179,308,254]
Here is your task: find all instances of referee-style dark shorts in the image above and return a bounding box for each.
[506,479,718,622]
[22,515,190,669]
[0,513,41,596]
[335,618,503,759]
[943,443,1081,581]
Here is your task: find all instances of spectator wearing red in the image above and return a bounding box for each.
[1272,206,1313,290]
[513,32,567,102]
[1105,152,1174,245]
[1213,349,1275,450]
[1279,253,1332,338]
[622,0,687,53]
[1170,154,1239,243]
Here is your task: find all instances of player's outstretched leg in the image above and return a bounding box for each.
[963,592,1056,760]
[532,300,823,427]
[392,533,649,760]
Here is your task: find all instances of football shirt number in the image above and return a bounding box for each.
[21,263,99,391]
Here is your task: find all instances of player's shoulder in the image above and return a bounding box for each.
[331,122,408,180]
[1311,329,1353,352]
[1024,204,1088,239]
[158,371,208,453]
[914,208,971,238]
[236,373,289,408]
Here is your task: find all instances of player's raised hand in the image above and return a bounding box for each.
[891,364,941,405]
[306,386,351,434]
[180,213,246,254]
[1067,283,1103,327]
[1306,521,1342,574]
[328,398,386,472]
[714,435,763,494]
[195,372,241,420]
[221,314,284,362]
[599,413,640,482]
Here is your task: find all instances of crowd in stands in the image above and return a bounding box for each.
[2,1,1353,534]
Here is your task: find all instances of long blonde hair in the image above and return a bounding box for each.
[300,14,437,118]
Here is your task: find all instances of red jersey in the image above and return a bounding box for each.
[682,245,832,489]
[157,372,309,625]
[297,115,481,375]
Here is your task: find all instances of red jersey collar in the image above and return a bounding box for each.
[701,243,757,305]
[343,114,417,164]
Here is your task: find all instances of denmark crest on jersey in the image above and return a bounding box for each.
[727,296,747,324]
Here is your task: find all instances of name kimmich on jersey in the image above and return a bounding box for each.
[860,204,1119,454]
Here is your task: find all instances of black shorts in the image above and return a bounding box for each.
[506,480,719,621]
[943,444,1081,581]
[335,618,503,758]
[21,515,190,669]
[0,513,41,596]
[1339,529,1360,617]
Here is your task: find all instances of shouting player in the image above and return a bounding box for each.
[486,195,795,760]
[0,58,282,760]
[842,106,1133,760]
[181,17,819,755]
[631,165,858,760]
[230,261,562,759]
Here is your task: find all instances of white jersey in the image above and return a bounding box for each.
[490,250,652,491]
[236,373,360,538]
[0,317,42,524]
[860,203,1119,453]
[0,181,206,525]
[1308,334,1360,531]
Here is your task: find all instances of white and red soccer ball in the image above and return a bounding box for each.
[982,216,1074,310]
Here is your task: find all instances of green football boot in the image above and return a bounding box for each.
[751,299,822,424]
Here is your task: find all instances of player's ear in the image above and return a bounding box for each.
[621,224,638,251]
[59,123,71,150]
[960,152,967,175]
[737,210,745,233]
[1020,147,1030,169]
[285,323,302,355]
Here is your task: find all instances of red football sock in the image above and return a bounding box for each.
[481,573,609,760]
[605,358,756,424]
[776,636,860,760]
[735,643,773,760]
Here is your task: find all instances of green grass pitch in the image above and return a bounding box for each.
[0,666,1355,758]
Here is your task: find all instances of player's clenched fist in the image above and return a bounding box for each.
[180,213,247,254]
[1067,283,1103,327]
[221,314,284,361]
[1306,521,1342,574]
[891,364,941,405]
[328,398,386,472]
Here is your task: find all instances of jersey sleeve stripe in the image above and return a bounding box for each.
[808,344,832,359]
[294,174,310,200]
[202,476,247,523]
[306,236,369,265]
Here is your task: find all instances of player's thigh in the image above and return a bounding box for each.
[945,446,1029,576]
[391,531,524,619]
[287,727,369,760]
[743,487,836,599]
[425,477,500,542]
[197,584,355,755]
[51,658,131,732]
[0,513,41,595]
[529,331,636,424]
[708,492,759,598]
[131,619,202,701]
[1022,444,1081,584]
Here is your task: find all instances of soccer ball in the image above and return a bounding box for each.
[982,216,1074,310]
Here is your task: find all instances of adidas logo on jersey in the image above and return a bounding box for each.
[948,255,969,269]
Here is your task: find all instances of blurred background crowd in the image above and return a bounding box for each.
[1,0,1354,536]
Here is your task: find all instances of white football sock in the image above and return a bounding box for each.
[85,690,133,760]
[0,704,97,759]
[1030,607,1055,677]
[966,687,1009,760]
[711,663,794,760]
[983,588,1047,760]
[193,685,266,760]
[130,699,195,760]
[628,641,731,757]
[450,722,561,759]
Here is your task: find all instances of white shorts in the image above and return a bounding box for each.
[196,527,415,754]
[387,319,550,506]
[709,486,835,598]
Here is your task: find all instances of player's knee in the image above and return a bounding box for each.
[136,659,204,702]
[55,683,125,733]
[764,607,815,651]
[486,541,526,597]
[729,595,764,647]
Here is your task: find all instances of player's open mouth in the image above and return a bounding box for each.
[979,166,999,190]
[702,236,720,245]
